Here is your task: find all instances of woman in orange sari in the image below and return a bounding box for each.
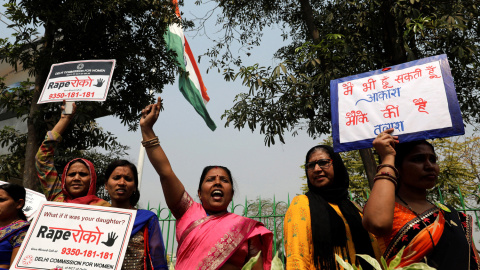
[363,128,480,269]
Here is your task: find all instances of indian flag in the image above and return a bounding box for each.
[164,1,216,131]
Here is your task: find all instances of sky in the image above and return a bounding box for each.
[0,2,320,212]
[88,2,317,210]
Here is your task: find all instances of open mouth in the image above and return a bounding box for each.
[211,190,224,199]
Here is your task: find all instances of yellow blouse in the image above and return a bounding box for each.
[284,195,380,269]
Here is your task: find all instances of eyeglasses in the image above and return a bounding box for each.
[305,159,333,170]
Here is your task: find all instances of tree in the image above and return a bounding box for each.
[300,136,480,208]
[0,0,184,189]
[200,0,480,141]
[0,115,130,200]
[193,0,480,184]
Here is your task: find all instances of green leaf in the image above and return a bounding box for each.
[335,254,355,270]
[242,251,261,270]
[356,254,382,270]
[271,252,285,270]
[381,256,388,270]
[389,246,405,269]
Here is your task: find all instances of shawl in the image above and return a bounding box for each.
[127,209,168,270]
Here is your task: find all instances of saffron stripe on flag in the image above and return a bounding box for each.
[164,13,216,130]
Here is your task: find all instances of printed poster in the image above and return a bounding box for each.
[330,54,464,152]
[38,60,115,103]
[11,202,136,270]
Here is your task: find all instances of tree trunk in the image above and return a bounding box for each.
[359,148,377,189]
[23,22,54,191]
[298,0,320,44]
[23,76,42,190]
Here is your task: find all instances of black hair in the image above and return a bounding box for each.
[198,166,235,195]
[0,183,27,221]
[104,160,140,206]
[394,140,435,169]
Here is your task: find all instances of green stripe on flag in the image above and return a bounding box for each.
[164,29,217,131]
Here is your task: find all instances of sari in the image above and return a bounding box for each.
[378,202,480,270]
[122,209,168,270]
[172,191,273,270]
[35,131,109,206]
[284,195,381,269]
[0,220,29,269]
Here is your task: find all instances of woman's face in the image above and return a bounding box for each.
[105,166,136,206]
[398,143,439,191]
[0,189,23,221]
[198,167,234,214]
[65,162,91,198]
[307,150,334,188]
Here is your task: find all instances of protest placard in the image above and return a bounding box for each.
[11,202,136,270]
[38,60,115,104]
[0,181,46,221]
[330,54,464,152]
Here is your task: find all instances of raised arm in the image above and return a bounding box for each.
[35,102,76,200]
[362,128,398,236]
[139,97,185,209]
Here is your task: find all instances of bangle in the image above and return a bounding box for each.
[141,136,160,148]
[375,171,396,178]
[373,175,397,187]
[377,164,399,178]
[144,141,160,148]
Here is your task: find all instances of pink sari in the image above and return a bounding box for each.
[172,192,273,270]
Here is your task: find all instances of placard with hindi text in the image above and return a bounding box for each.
[330,54,464,152]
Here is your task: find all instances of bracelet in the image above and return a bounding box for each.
[144,141,160,148]
[373,175,397,187]
[376,164,399,178]
[375,171,396,178]
[141,136,160,148]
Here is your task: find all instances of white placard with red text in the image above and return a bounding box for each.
[38,60,115,103]
[11,202,136,270]
[0,181,46,221]
[330,54,464,152]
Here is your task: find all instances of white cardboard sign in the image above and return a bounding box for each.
[330,54,464,152]
[38,60,115,103]
[11,202,136,270]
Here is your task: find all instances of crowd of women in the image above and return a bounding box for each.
[0,98,478,270]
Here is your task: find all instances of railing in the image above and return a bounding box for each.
[148,186,480,264]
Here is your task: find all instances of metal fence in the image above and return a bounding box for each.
[148,186,480,264]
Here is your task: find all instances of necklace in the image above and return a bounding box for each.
[396,194,436,248]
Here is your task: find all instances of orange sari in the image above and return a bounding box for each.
[378,202,479,270]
